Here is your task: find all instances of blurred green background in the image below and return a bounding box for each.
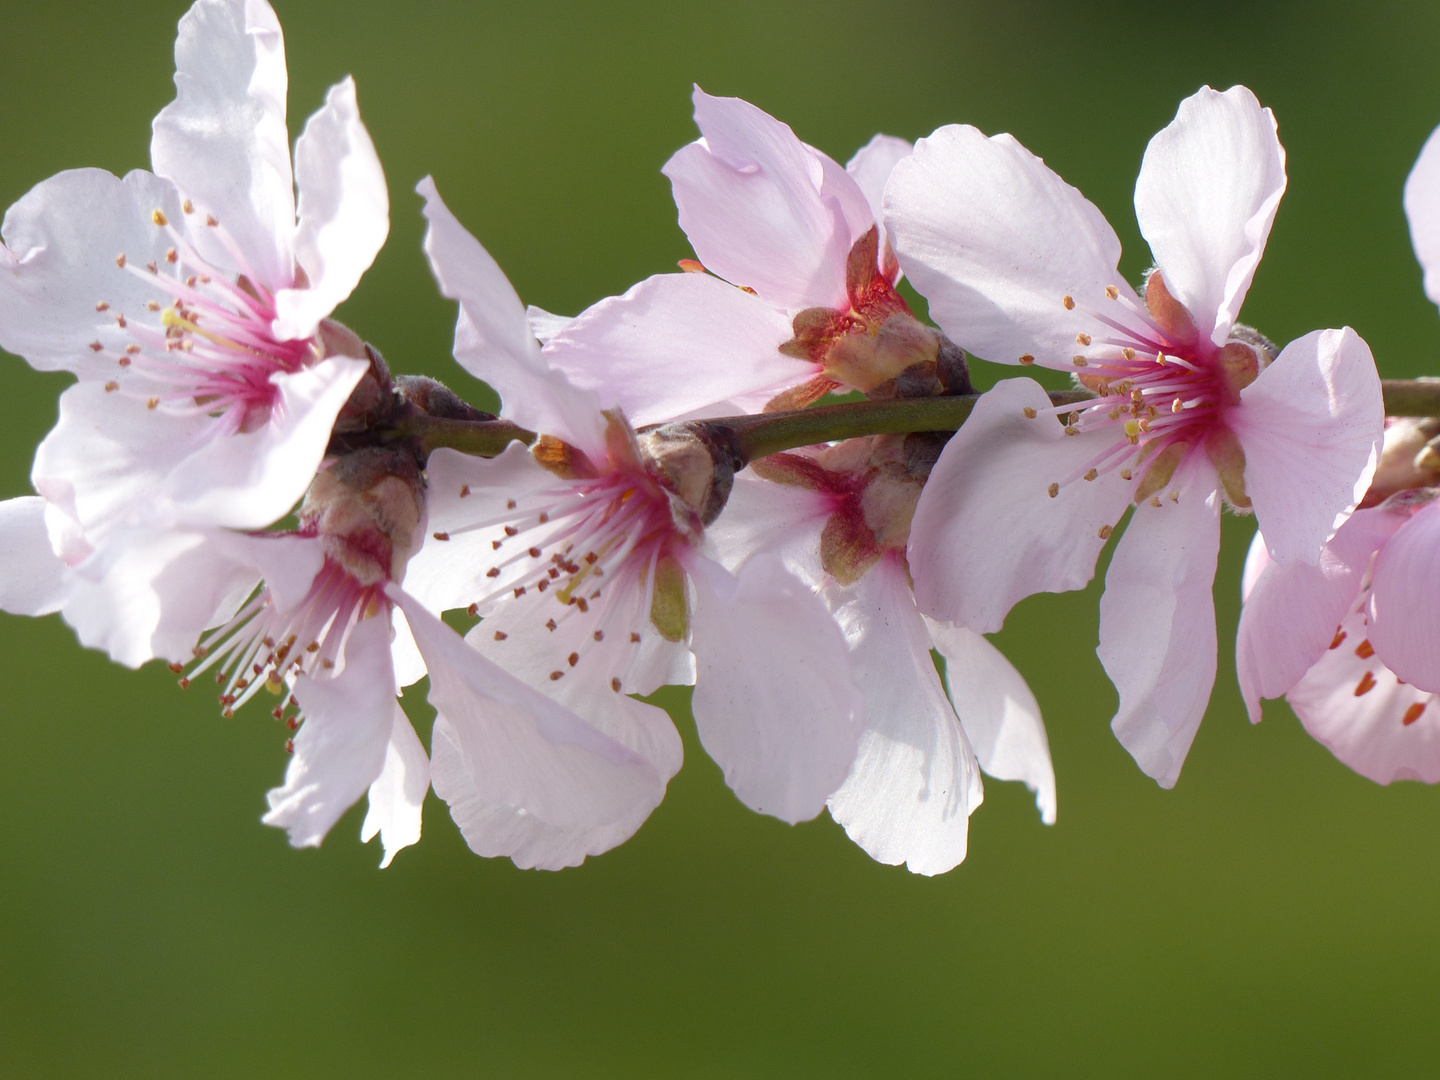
[2,0,1439,1075]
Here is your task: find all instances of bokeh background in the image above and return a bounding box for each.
[1,0,1438,1075]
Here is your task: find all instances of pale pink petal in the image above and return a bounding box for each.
[1240,528,1271,601]
[704,471,831,582]
[1134,86,1286,344]
[846,133,913,269]
[884,124,1134,369]
[359,704,430,867]
[1287,607,1440,784]
[1099,469,1223,788]
[402,444,570,615]
[825,559,981,875]
[927,619,1056,824]
[391,588,669,833]
[814,150,878,248]
[1369,499,1440,692]
[0,168,185,377]
[542,273,803,427]
[0,497,68,617]
[1237,507,1403,721]
[1404,123,1440,310]
[150,0,295,287]
[61,526,257,667]
[163,355,367,530]
[388,608,427,689]
[272,77,388,341]
[1232,327,1383,564]
[417,177,604,454]
[263,611,396,847]
[688,554,864,823]
[526,305,571,345]
[663,88,851,310]
[908,378,1135,631]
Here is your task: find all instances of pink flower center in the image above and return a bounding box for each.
[93,204,313,435]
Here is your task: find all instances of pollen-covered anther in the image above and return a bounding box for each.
[611,678,622,693]
[1122,347,1136,361]
[1083,469,1098,482]
[1023,406,1037,419]
[1355,639,1376,659]
[165,248,178,264]
[1098,524,1113,540]
[151,209,168,227]
[1019,354,1035,365]
[549,671,564,681]
[1403,702,1426,726]
[1076,333,1091,346]
[181,199,194,214]
[1355,671,1378,696]
[104,381,118,392]
[1047,483,1060,499]
[493,630,507,641]
[1073,356,1088,367]
[432,531,449,541]
[1062,294,1075,310]
[1330,628,1347,650]
[1120,468,1133,481]
[1105,285,1119,300]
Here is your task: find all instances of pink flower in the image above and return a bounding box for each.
[536,89,954,421]
[0,0,385,549]
[405,177,866,839]
[889,85,1384,786]
[711,439,1055,875]
[1238,501,1440,784]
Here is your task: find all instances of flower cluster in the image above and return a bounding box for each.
[0,0,1427,877]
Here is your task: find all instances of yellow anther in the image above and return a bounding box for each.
[1105,285,1119,300]
[1119,468,1133,481]
[1083,469,1098,482]
[1023,406,1037,419]
[1169,490,1179,503]
[95,300,109,312]
[1172,398,1183,413]
[1076,332,1091,346]
[182,199,194,214]
[1124,419,1142,442]
[1122,347,1136,361]
[1073,355,1088,367]
[146,397,159,410]
[151,209,168,227]
[1062,295,1075,310]
[265,674,285,695]
[1098,524,1113,539]
[1149,496,1162,507]
[1047,483,1060,498]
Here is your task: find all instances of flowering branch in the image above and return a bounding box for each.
[1380,377,1440,416]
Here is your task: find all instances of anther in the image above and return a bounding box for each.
[146,262,157,274]
[493,630,507,641]
[1119,469,1133,481]
[1083,469,1098,482]
[506,499,517,510]
[460,485,470,497]
[504,525,519,537]
[546,619,558,631]
[1404,702,1426,726]
[284,738,295,753]
[549,671,564,681]
[611,678,622,693]
[1329,629,1347,650]
[1076,333,1091,346]
[678,258,705,273]
[115,314,127,328]
[146,300,161,311]
[1149,496,1162,508]
[1122,347,1136,361]
[205,215,219,227]
[630,632,641,643]
[1098,524,1113,540]
[537,579,549,592]
[89,341,103,352]
[146,397,159,410]
[95,300,110,312]
[1062,295,1075,310]
[1172,398,1183,413]
[432,531,450,541]
[467,603,479,616]
[1355,671,1378,696]
[485,568,500,578]
[528,547,541,558]
[182,200,194,214]
[105,381,118,392]
[537,512,549,524]
[492,540,503,551]
[1355,640,1375,659]
[151,209,168,227]
[115,254,126,268]
[1019,354,1035,366]
[513,586,526,597]
[165,248,178,264]
[1047,483,1060,498]
[1073,356,1088,367]
[593,630,604,641]
[575,598,589,613]
[125,344,141,354]
[568,652,579,667]
[1105,285,1119,300]
[1023,407,1037,419]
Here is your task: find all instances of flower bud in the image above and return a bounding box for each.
[299,447,426,586]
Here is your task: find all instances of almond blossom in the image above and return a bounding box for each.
[536,89,964,423]
[888,85,1384,786]
[402,177,865,849]
[710,436,1055,875]
[0,0,384,560]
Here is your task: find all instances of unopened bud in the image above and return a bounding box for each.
[299,447,426,585]
[640,421,744,527]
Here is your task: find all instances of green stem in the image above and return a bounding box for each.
[405,415,537,457]
[1380,378,1440,417]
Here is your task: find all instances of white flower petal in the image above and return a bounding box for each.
[391,587,669,835]
[908,378,1135,631]
[1287,607,1440,785]
[162,355,367,530]
[389,607,427,690]
[825,560,981,876]
[846,133,913,270]
[1236,507,1402,722]
[272,77,388,341]
[689,554,864,823]
[884,124,1133,369]
[264,611,397,848]
[360,704,430,868]
[542,273,802,427]
[663,87,853,310]
[417,177,604,454]
[705,470,831,582]
[1404,122,1440,312]
[0,497,68,617]
[1099,471,1223,788]
[1134,85,1286,344]
[1233,327,1383,564]
[927,619,1056,825]
[150,0,295,287]
[526,304,572,344]
[1369,500,1440,693]
[0,168,184,377]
